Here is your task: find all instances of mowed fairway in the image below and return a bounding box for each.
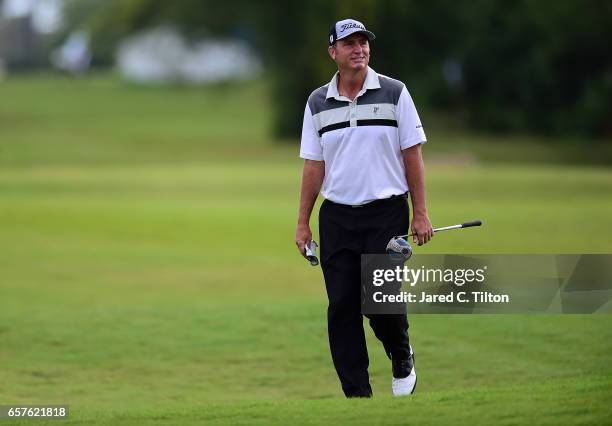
[0,75,611,425]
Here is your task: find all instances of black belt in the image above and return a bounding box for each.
[325,192,408,209]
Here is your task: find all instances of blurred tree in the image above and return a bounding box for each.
[63,0,612,139]
[459,0,612,138]
[64,0,260,65]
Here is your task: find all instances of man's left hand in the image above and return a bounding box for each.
[411,214,433,246]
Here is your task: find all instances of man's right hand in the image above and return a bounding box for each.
[295,223,312,259]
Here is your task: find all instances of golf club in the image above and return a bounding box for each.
[395,220,482,240]
[386,220,482,262]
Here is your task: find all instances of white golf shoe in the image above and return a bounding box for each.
[391,346,416,396]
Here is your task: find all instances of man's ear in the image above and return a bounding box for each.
[328,45,336,60]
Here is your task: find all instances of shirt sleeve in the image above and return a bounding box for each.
[397,86,427,150]
[299,103,324,161]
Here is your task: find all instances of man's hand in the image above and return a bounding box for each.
[411,213,433,246]
[295,223,313,258]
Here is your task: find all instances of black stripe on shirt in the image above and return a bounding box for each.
[318,119,398,136]
[357,119,398,128]
[318,121,350,136]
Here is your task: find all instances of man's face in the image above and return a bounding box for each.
[328,33,370,72]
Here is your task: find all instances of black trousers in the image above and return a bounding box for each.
[319,195,411,397]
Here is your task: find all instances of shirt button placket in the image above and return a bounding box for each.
[350,100,357,127]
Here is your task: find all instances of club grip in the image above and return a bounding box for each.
[461,220,482,228]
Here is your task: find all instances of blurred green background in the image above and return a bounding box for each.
[0,1,611,425]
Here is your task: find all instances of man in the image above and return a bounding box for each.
[295,18,433,398]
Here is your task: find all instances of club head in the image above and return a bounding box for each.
[386,237,412,263]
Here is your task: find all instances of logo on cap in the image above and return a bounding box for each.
[340,22,365,33]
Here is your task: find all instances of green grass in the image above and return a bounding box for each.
[0,74,611,425]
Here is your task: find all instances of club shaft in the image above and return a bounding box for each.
[407,224,461,237]
[396,220,482,239]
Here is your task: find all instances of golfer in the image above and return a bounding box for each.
[295,18,433,398]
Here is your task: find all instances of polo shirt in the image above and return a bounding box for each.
[300,66,426,206]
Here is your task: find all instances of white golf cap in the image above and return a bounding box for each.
[329,18,376,46]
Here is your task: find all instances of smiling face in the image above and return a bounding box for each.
[328,33,370,73]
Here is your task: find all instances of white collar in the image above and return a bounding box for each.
[326,66,381,100]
